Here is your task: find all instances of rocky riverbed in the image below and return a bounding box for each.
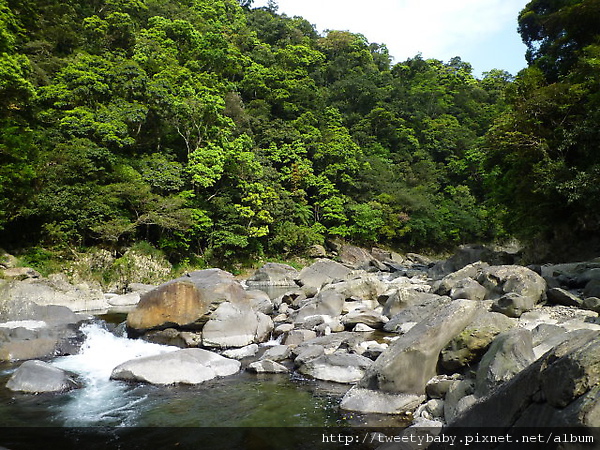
[1,244,599,446]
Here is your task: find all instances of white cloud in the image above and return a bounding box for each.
[252,0,529,72]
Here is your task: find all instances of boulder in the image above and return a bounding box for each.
[245,289,274,315]
[491,292,535,318]
[583,296,600,313]
[6,360,79,393]
[202,302,273,348]
[260,345,292,362]
[474,328,536,397]
[446,330,600,429]
[449,278,486,301]
[380,290,445,319]
[321,273,387,304]
[341,300,478,414]
[340,386,425,415]
[342,307,388,329]
[127,269,249,333]
[246,263,299,286]
[0,274,106,312]
[547,287,584,307]
[294,331,366,357]
[429,244,517,279]
[283,329,317,346]
[337,244,374,269]
[222,344,259,360]
[306,244,327,258]
[142,328,187,348]
[476,265,546,304]
[383,295,451,333]
[295,259,352,294]
[297,352,373,383]
[110,348,240,385]
[440,310,516,371]
[247,359,289,374]
[292,290,345,322]
[0,302,85,361]
[583,279,600,299]
[433,262,489,295]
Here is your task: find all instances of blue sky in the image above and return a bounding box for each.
[251,0,531,78]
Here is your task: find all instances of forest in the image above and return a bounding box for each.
[1,0,599,268]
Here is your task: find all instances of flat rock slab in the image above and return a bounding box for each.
[340,386,425,414]
[297,352,373,383]
[110,348,240,385]
[247,359,289,374]
[6,360,79,393]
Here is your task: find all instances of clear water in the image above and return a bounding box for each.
[0,322,346,429]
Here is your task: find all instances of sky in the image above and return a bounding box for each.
[251,0,531,78]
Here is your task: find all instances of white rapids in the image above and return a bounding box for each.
[50,323,178,426]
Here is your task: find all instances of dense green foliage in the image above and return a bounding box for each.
[484,0,600,258]
[3,0,595,264]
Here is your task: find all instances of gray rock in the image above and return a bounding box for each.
[583,296,600,313]
[142,328,187,347]
[0,274,106,312]
[293,290,345,322]
[384,296,451,333]
[247,359,289,374]
[110,348,240,384]
[246,263,299,286]
[492,292,535,318]
[340,386,425,415]
[475,328,536,396]
[222,344,259,360]
[547,287,583,307]
[260,345,291,362]
[425,374,462,399]
[294,331,366,356]
[476,265,546,304]
[298,352,373,383]
[283,329,317,346]
[273,323,294,337]
[530,324,569,359]
[348,300,478,400]
[342,307,388,329]
[2,267,41,280]
[353,323,376,332]
[440,310,516,371]
[449,278,486,301]
[448,330,600,428]
[295,259,352,293]
[381,290,446,319]
[293,345,324,366]
[338,244,375,269]
[307,244,327,258]
[583,279,600,299]
[444,378,475,423]
[202,302,273,348]
[6,360,79,393]
[433,262,489,295]
[245,289,274,315]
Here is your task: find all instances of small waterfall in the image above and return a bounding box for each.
[51,322,178,426]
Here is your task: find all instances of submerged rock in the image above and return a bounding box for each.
[110,348,240,385]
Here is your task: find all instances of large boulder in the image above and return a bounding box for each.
[246,263,299,287]
[342,307,388,329]
[474,327,536,397]
[341,300,479,414]
[429,244,517,279]
[433,262,490,296]
[380,289,444,319]
[110,348,240,385]
[0,274,106,312]
[476,265,546,303]
[0,302,85,361]
[337,244,374,269]
[292,290,345,323]
[6,360,79,393]
[127,269,248,333]
[297,352,373,383]
[383,295,452,333]
[294,259,352,294]
[445,330,600,429]
[201,302,273,348]
[321,273,387,304]
[440,310,516,371]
